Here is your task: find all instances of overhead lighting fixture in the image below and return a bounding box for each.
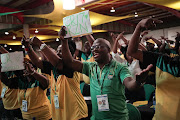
[134,12,138,17]
[4,44,7,47]
[9,48,12,51]
[56,38,59,41]
[13,35,16,39]
[62,0,75,10]
[35,29,39,33]
[81,7,85,10]
[22,45,25,48]
[110,7,115,13]
[5,32,9,35]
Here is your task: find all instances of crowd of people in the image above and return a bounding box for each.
[0,17,179,120]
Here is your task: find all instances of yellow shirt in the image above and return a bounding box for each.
[18,80,51,120]
[153,67,180,120]
[1,83,19,110]
[50,71,88,120]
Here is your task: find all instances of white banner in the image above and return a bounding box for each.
[63,10,92,38]
[1,51,25,72]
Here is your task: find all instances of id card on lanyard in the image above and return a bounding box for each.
[22,89,28,112]
[97,94,110,111]
[95,65,111,111]
[22,100,28,112]
[54,95,59,108]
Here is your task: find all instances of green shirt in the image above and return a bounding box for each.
[83,59,132,120]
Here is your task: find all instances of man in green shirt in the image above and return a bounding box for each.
[60,27,152,120]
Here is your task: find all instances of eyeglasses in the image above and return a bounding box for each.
[91,45,105,51]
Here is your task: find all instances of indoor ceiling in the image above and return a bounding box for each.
[0,0,180,46]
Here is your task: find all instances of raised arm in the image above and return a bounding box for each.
[127,18,162,63]
[112,35,119,53]
[60,27,83,72]
[85,34,95,46]
[139,43,147,51]
[0,45,8,53]
[21,35,44,69]
[22,36,63,70]
[123,64,153,91]
[120,32,129,45]
[24,61,49,89]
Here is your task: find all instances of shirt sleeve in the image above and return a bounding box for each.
[82,62,91,77]
[119,64,132,84]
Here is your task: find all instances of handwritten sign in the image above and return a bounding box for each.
[63,10,92,38]
[1,51,24,72]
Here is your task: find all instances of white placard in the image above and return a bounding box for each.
[63,10,92,38]
[1,51,24,72]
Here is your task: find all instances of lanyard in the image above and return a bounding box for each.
[96,65,109,95]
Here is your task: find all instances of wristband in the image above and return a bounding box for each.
[40,43,47,51]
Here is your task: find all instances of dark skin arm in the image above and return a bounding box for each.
[127,18,163,63]
[60,26,84,72]
[85,34,95,46]
[24,61,49,89]
[0,45,8,53]
[123,64,153,91]
[22,36,43,69]
[21,35,63,70]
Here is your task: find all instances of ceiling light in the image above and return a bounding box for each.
[4,44,7,47]
[9,48,12,51]
[63,0,75,10]
[22,45,25,48]
[81,7,85,10]
[135,14,138,17]
[13,35,16,39]
[5,32,9,35]
[134,12,138,17]
[56,38,59,41]
[110,7,115,13]
[35,29,39,33]
[39,57,42,60]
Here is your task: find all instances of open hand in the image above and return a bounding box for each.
[136,64,153,84]
[137,18,163,30]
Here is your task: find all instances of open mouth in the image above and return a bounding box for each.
[93,52,99,58]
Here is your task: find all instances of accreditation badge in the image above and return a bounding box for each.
[22,100,28,112]
[54,95,59,108]
[97,94,110,111]
[1,87,6,98]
